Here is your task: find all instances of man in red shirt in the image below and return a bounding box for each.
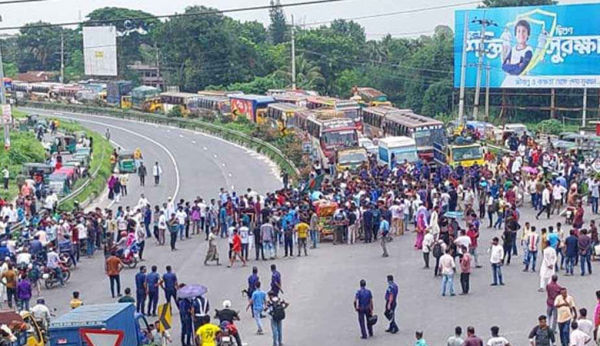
[546,275,562,332]
[228,229,246,268]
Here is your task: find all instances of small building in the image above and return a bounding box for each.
[127,62,164,89]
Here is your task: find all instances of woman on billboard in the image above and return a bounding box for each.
[502,19,534,76]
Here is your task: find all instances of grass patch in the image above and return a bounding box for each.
[0,131,46,201]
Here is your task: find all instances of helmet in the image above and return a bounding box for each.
[37,298,45,304]
[222,300,231,309]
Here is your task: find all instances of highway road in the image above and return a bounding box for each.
[21,108,600,346]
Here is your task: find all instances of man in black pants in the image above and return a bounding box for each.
[536,184,552,220]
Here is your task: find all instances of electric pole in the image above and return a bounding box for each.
[457,12,469,124]
[485,62,490,120]
[291,15,297,90]
[472,17,497,121]
[60,31,64,84]
[582,87,588,128]
[0,41,9,150]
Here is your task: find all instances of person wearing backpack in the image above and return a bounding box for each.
[433,239,446,277]
[267,291,289,346]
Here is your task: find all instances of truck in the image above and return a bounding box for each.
[336,147,368,172]
[377,136,419,167]
[433,137,485,168]
[49,304,150,346]
[107,81,133,108]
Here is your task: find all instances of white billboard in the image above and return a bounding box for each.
[83,26,118,76]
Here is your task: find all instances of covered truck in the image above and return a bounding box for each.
[49,304,150,346]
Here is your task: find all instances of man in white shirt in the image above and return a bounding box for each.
[439,249,456,297]
[490,237,505,286]
[576,309,595,346]
[536,184,552,220]
[239,224,250,261]
[137,194,150,210]
[524,226,539,272]
[454,230,472,255]
[551,183,567,215]
[539,243,557,292]
[487,326,511,346]
[389,201,403,236]
[152,162,163,186]
[175,207,187,241]
[422,229,434,269]
[569,321,590,346]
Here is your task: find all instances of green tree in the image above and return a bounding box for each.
[15,22,63,72]
[269,0,287,45]
[274,55,325,90]
[482,0,556,7]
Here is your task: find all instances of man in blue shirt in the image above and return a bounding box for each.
[161,265,178,307]
[384,275,399,334]
[380,215,390,257]
[247,281,267,335]
[146,265,160,316]
[564,230,579,275]
[135,266,147,315]
[270,264,283,295]
[247,267,259,302]
[354,279,373,339]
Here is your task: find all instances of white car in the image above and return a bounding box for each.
[359,137,378,155]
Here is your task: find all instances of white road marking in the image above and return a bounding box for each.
[179,134,183,138]
[228,173,232,177]
[214,154,218,158]
[192,140,196,144]
[222,163,226,167]
[203,147,208,150]
[33,111,181,201]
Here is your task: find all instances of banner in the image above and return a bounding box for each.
[454,3,600,89]
[84,26,118,77]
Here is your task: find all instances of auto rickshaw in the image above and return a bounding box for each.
[313,200,338,240]
[73,131,87,142]
[72,153,90,167]
[118,150,137,173]
[48,173,71,196]
[50,135,76,154]
[75,147,91,156]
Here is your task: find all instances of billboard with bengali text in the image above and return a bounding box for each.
[83,26,118,77]
[454,3,600,89]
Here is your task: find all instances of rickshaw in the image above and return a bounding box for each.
[0,310,45,346]
[48,173,70,196]
[313,200,338,240]
[72,153,90,167]
[75,147,91,156]
[118,150,137,173]
[50,135,76,154]
[73,131,87,142]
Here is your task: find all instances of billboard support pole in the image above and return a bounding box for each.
[0,42,9,151]
[473,17,496,121]
[291,15,297,91]
[457,12,469,124]
[551,88,556,119]
[582,87,588,128]
[485,62,491,120]
[60,31,64,84]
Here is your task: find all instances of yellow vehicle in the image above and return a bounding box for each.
[141,98,162,113]
[336,147,368,172]
[265,103,307,135]
[0,310,45,346]
[121,95,132,109]
[434,138,485,168]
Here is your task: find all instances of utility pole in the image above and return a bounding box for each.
[60,31,64,84]
[155,44,161,90]
[457,12,469,124]
[550,88,556,118]
[472,17,497,121]
[582,87,588,128]
[485,62,490,120]
[0,42,9,150]
[291,15,297,90]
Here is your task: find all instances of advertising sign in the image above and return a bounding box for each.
[231,98,255,122]
[83,26,118,76]
[455,3,600,88]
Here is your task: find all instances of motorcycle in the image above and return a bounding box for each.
[42,264,70,289]
[217,321,237,346]
[117,243,140,269]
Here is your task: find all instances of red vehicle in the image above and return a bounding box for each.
[295,109,360,170]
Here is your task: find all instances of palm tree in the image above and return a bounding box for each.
[274,55,325,90]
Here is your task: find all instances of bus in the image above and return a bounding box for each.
[361,106,413,139]
[352,87,392,107]
[380,109,445,161]
[160,92,198,115]
[265,103,307,134]
[229,94,275,123]
[297,110,360,170]
[272,93,308,107]
[306,96,361,127]
[188,95,231,116]
[377,136,419,167]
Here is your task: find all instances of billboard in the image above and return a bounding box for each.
[83,26,118,77]
[455,3,600,89]
[231,98,255,122]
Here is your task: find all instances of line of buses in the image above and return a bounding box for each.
[9,80,484,170]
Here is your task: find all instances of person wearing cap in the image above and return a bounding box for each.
[31,298,50,330]
[354,279,374,339]
[384,275,399,334]
[215,300,242,346]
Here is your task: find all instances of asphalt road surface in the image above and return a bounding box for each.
[23,108,600,346]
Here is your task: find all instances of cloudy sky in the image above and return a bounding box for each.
[0,0,588,37]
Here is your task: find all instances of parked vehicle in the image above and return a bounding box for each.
[336,147,368,172]
[377,136,419,167]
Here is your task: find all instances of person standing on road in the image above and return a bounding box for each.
[524,226,539,272]
[270,264,283,296]
[380,216,390,257]
[447,326,463,346]
[146,265,160,316]
[105,128,111,141]
[295,220,309,257]
[135,266,147,315]
[545,275,562,331]
[576,308,594,346]
[161,265,178,307]
[489,237,505,286]
[486,326,511,346]
[569,321,591,346]
[578,229,592,276]
[247,266,259,305]
[460,245,472,295]
[539,244,557,292]
[384,275,399,334]
[555,287,577,346]
[247,281,267,335]
[463,326,484,346]
[422,229,434,269]
[2,167,9,190]
[267,291,289,346]
[528,315,556,346]
[536,183,552,220]
[168,213,178,251]
[594,291,600,343]
[440,249,456,297]
[261,220,275,260]
[105,251,124,298]
[354,279,374,340]
[138,162,147,186]
[153,162,163,186]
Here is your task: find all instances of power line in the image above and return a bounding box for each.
[0,0,53,5]
[299,0,482,27]
[0,0,356,31]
